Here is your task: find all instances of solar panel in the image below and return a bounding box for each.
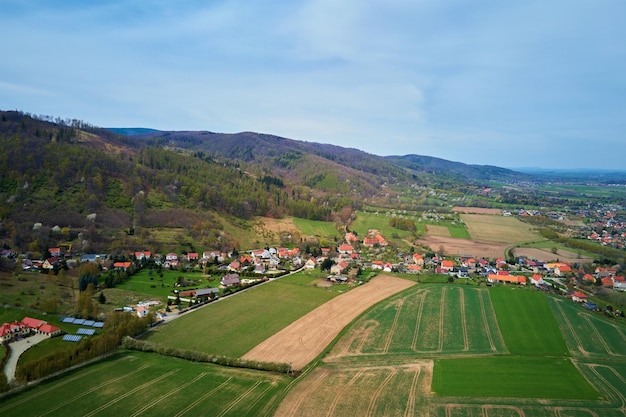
[77,328,96,335]
[73,319,85,325]
[61,317,74,323]
[62,335,82,342]
[83,320,95,327]
[93,322,104,328]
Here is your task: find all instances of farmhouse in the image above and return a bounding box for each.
[570,291,588,302]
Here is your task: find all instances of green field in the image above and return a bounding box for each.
[0,351,289,417]
[329,285,507,359]
[489,286,569,356]
[114,268,218,302]
[291,217,339,238]
[432,356,600,399]
[351,211,414,239]
[143,270,344,357]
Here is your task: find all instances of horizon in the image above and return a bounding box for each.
[1,1,625,170]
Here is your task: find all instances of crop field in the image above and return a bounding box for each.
[489,287,569,356]
[327,286,507,360]
[549,297,626,359]
[460,213,540,243]
[280,284,625,417]
[142,271,346,357]
[0,351,289,417]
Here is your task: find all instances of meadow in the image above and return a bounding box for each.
[0,351,289,417]
[142,270,345,357]
[350,211,414,239]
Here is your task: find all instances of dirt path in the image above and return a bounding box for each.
[3,333,49,383]
[241,275,415,370]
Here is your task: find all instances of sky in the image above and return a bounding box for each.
[1,0,625,170]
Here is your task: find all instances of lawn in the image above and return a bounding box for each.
[489,286,569,356]
[142,270,345,357]
[432,356,600,400]
[0,350,290,417]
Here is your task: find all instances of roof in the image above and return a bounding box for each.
[38,323,61,334]
[21,317,45,329]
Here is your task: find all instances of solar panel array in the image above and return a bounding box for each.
[62,335,82,342]
[77,328,96,335]
[61,317,104,327]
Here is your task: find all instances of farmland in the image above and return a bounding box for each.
[0,351,289,417]
[142,270,347,357]
[3,280,626,416]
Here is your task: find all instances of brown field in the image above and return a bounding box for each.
[513,247,594,264]
[425,225,451,237]
[460,214,539,243]
[418,235,510,258]
[273,362,433,417]
[452,207,503,215]
[241,275,416,370]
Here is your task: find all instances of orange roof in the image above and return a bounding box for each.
[488,274,526,284]
[21,317,44,329]
[39,323,60,334]
[441,260,454,268]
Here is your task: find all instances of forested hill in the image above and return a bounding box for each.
[0,110,527,253]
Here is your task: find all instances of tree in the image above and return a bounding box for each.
[320,258,335,272]
[98,292,107,304]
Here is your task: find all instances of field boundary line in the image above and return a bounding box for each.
[482,404,525,417]
[83,368,179,417]
[325,369,364,417]
[383,300,404,354]
[579,313,618,356]
[216,380,263,417]
[555,406,599,417]
[130,372,207,417]
[38,364,151,417]
[365,367,397,417]
[411,290,429,350]
[611,324,626,344]
[241,381,275,416]
[403,366,422,417]
[459,288,469,351]
[173,377,233,417]
[356,321,378,354]
[438,287,446,352]
[478,289,496,352]
[484,290,508,354]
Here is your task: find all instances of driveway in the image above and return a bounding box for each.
[3,333,48,383]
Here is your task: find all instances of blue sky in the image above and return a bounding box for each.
[1,0,625,169]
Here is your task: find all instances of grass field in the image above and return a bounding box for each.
[142,270,345,357]
[114,268,218,302]
[351,211,414,240]
[0,351,289,417]
[291,217,339,238]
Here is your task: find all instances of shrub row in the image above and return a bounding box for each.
[122,336,293,375]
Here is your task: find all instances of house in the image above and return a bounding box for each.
[220,273,240,287]
[440,260,454,272]
[195,287,219,301]
[0,317,61,342]
[187,252,199,261]
[42,257,60,270]
[530,274,545,286]
[614,276,626,292]
[571,291,587,302]
[345,232,358,243]
[601,277,614,287]
[553,264,572,276]
[228,261,241,271]
[371,260,384,270]
[487,274,527,285]
[407,264,421,274]
[203,251,220,261]
[165,253,179,261]
[304,258,317,269]
[134,251,151,260]
[113,261,132,270]
[321,247,331,256]
[363,237,378,247]
[136,305,149,318]
[338,244,354,254]
[254,263,266,274]
[48,247,61,257]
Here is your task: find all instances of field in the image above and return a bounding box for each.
[418,213,543,258]
[291,217,339,239]
[513,246,594,264]
[242,275,415,369]
[142,270,346,357]
[0,351,289,417]
[276,284,625,417]
[5,281,626,416]
[351,211,415,240]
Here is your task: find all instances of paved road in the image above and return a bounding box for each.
[3,333,48,383]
